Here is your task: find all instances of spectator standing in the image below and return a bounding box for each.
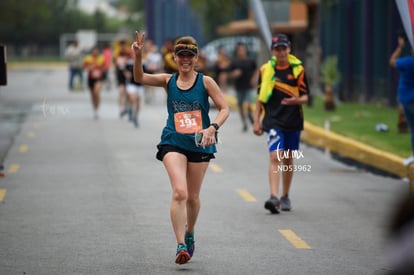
[390,35,414,166]
[64,40,84,91]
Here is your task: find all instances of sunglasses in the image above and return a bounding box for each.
[177,52,196,58]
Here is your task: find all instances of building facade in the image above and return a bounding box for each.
[144,0,407,106]
[320,0,405,106]
[144,0,205,49]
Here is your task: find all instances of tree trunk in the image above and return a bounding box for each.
[324,85,336,111]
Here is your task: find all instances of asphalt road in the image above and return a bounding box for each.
[0,66,409,275]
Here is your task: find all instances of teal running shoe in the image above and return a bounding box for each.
[185,231,195,257]
[175,243,190,265]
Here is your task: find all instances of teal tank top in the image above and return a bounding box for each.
[157,72,216,154]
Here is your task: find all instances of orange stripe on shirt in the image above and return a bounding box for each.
[275,81,300,97]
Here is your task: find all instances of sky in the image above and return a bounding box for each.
[77,0,118,17]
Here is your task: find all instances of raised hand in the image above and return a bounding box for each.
[397,36,405,48]
[131,31,145,55]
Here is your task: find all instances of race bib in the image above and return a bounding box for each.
[174,110,202,134]
[91,68,102,79]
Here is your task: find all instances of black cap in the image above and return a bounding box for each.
[271,34,290,48]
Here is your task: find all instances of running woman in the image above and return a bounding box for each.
[131,32,230,264]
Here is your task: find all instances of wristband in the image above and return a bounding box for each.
[210,123,220,131]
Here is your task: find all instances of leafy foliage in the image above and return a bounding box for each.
[0,0,133,46]
[321,55,341,87]
[111,0,144,12]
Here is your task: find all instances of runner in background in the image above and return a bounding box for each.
[213,44,231,93]
[142,39,162,104]
[83,46,105,119]
[102,42,113,91]
[113,40,132,118]
[124,52,143,128]
[227,42,258,132]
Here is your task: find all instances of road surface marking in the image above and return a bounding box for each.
[0,189,6,202]
[19,144,29,153]
[27,131,35,138]
[278,229,311,249]
[236,189,256,202]
[8,164,20,174]
[209,163,223,173]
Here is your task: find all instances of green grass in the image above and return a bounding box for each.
[303,96,411,158]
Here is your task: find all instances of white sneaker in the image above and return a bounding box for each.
[403,155,414,166]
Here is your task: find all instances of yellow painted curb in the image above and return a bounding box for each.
[301,121,413,179]
[224,94,238,111]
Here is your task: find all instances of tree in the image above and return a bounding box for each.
[0,0,135,56]
[0,0,67,44]
[321,55,340,111]
[112,0,144,11]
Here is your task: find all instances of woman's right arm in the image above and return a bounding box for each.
[132,31,170,89]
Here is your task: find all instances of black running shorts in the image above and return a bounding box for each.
[156,145,215,163]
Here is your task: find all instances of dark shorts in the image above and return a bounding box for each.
[236,89,254,107]
[88,77,102,89]
[102,70,108,80]
[116,69,126,86]
[156,145,215,163]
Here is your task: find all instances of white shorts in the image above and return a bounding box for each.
[126,83,144,97]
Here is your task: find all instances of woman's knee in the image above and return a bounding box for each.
[172,186,188,201]
[187,194,200,205]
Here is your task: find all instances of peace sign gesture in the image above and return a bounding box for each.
[131,31,145,55]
